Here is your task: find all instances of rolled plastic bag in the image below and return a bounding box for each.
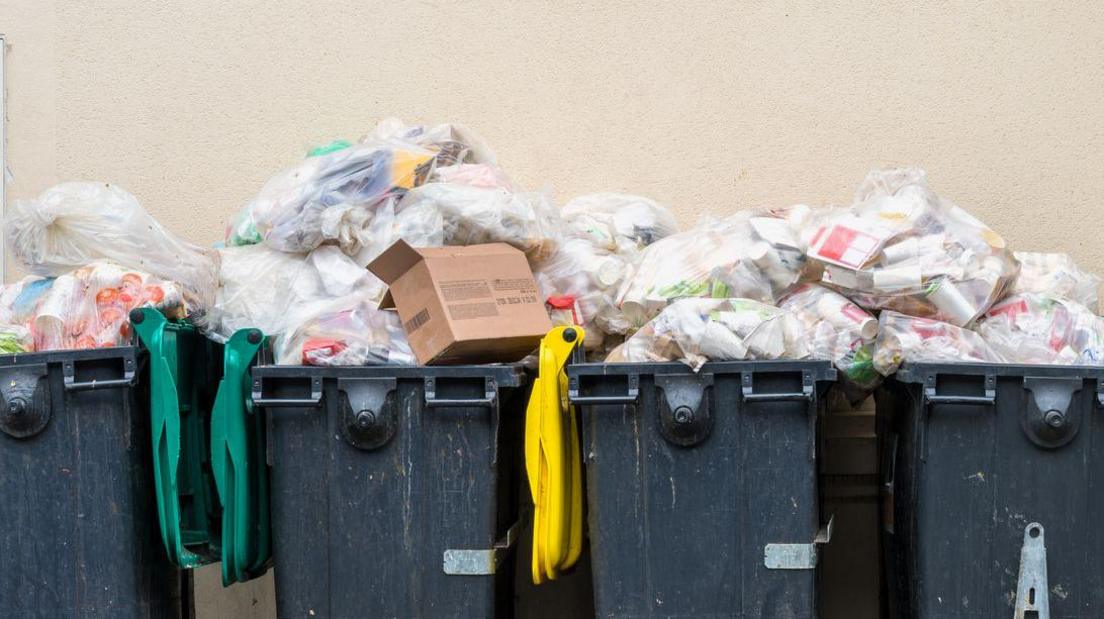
[6,182,219,310]
[976,293,1104,366]
[805,168,1019,326]
[780,284,880,392]
[275,297,414,366]
[606,298,809,371]
[1011,252,1101,313]
[615,209,809,333]
[390,183,561,265]
[873,311,1005,376]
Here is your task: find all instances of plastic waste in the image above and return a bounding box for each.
[5,182,219,311]
[535,194,680,350]
[805,168,1019,326]
[390,183,561,265]
[275,298,413,366]
[1011,252,1101,313]
[780,284,880,392]
[606,298,809,370]
[0,262,188,352]
[227,119,501,256]
[873,311,1005,376]
[977,293,1104,366]
[559,193,679,257]
[615,209,809,333]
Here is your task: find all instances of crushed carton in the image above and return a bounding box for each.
[368,240,552,364]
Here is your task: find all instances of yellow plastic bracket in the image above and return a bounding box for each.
[525,326,586,585]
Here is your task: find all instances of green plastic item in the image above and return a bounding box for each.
[132,307,271,586]
[307,139,352,157]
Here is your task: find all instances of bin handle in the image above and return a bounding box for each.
[741,371,814,403]
[62,359,137,392]
[251,376,323,408]
[424,376,498,408]
[567,373,640,405]
[922,374,996,408]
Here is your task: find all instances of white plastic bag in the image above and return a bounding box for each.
[5,182,219,310]
[1011,252,1101,313]
[560,193,679,257]
[606,298,809,370]
[873,311,1005,376]
[977,293,1104,365]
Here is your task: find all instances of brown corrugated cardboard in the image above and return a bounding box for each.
[368,240,553,364]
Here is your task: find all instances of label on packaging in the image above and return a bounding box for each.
[809,216,895,269]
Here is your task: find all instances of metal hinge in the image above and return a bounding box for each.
[442,521,521,576]
[764,515,834,570]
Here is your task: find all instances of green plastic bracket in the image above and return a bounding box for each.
[131,307,219,569]
[210,327,271,586]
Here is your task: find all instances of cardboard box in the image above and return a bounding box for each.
[368,240,553,365]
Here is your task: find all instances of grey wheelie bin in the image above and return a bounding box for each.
[252,363,528,618]
[0,347,184,618]
[568,359,836,618]
[878,362,1104,618]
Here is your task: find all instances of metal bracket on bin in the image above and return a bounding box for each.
[1022,377,1082,449]
[1014,522,1050,619]
[62,356,136,392]
[337,377,398,451]
[0,363,50,439]
[443,520,521,576]
[655,373,713,447]
[764,515,834,570]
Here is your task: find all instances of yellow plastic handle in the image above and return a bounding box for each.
[524,327,585,584]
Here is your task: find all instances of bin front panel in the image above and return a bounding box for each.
[883,364,1104,618]
[572,361,830,619]
[0,348,181,618]
[261,366,523,619]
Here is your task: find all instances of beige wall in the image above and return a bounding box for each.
[3,1,1104,617]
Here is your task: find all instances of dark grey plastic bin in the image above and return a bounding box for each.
[878,362,1104,618]
[253,364,528,618]
[0,347,184,618]
[568,360,836,618]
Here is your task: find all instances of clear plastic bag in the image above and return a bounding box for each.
[5,182,219,311]
[1011,252,1101,313]
[390,183,562,265]
[225,138,437,254]
[560,193,679,257]
[780,284,880,392]
[605,298,809,370]
[0,262,188,352]
[227,119,499,256]
[977,293,1104,365]
[615,209,808,333]
[534,194,680,348]
[873,311,1005,376]
[805,168,1019,326]
[275,297,414,366]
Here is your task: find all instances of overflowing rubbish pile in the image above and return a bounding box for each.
[1,119,1101,394]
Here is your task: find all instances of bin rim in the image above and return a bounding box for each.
[566,359,837,380]
[0,345,139,367]
[251,362,528,387]
[897,362,1104,383]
